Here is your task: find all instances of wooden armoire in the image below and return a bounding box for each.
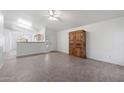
[69,30,86,58]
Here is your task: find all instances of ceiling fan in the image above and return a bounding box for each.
[42,10,61,21]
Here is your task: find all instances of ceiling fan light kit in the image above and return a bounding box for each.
[48,10,59,21]
[49,16,58,21]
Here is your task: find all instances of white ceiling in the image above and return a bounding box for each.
[3,10,124,31]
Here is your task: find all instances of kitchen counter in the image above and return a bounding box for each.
[17,42,48,57]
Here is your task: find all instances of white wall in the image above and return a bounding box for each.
[0,11,4,64]
[57,17,124,66]
[46,28,57,51]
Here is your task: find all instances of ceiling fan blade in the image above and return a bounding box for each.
[49,16,62,22]
[40,10,62,22]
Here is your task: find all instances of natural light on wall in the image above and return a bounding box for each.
[0,11,4,63]
[0,11,4,47]
[0,35,4,47]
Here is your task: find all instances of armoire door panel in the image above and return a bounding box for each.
[74,48,82,57]
[69,32,75,40]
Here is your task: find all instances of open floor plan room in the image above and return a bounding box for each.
[0,10,124,82]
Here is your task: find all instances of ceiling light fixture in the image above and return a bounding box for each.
[41,10,61,21]
[49,16,58,21]
[48,10,59,21]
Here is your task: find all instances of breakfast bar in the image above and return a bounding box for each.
[17,42,48,57]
